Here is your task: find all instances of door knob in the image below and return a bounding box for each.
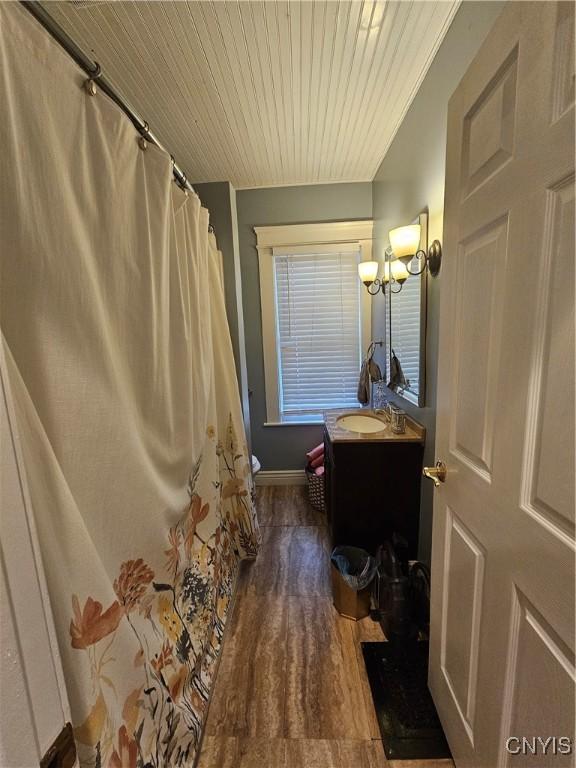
[423,460,447,487]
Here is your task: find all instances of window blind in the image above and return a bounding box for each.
[273,245,362,421]
[388,273,422,396]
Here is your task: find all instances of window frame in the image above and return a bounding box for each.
[255,220,374,425]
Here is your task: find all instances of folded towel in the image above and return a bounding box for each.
[310,453,324,469]
[314,465,325,477]
[306,443,324,461]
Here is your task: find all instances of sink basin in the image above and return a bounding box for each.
[336,413,387,433]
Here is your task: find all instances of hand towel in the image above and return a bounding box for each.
[357,343,383,404]
[310,453,324,469]
[306,443,324,462]
[368,358,382,382]
[357,358,371,404]
[388,348,408,391]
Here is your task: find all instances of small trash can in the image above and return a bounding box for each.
[330,546,377,621]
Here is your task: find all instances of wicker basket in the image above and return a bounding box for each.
[306,465,325,513]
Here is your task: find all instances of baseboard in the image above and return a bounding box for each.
[255,469,307,486]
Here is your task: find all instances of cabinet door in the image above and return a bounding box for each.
[330,441,423,555]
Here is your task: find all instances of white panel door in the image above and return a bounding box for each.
[429,3,575,767]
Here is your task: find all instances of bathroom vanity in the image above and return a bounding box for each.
[323,409,425,557]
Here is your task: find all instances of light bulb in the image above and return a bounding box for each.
[391,260,409,284]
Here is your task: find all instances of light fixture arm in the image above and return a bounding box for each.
[358,234,441,296]
[405,248,428,276]
[403,239,443,277]
[366,279,385,295]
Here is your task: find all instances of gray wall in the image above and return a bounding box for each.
[197,1,503,558]
[371,1,504,562]
[195,182,252,450]
[236,183,373,470]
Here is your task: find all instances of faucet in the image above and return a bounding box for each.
[374,403,392,422]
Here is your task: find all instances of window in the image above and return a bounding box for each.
[255,221,373,424]
[274,245,363,422]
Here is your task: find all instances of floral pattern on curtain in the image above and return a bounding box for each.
[0,4,260,767]
[68,416,258,767]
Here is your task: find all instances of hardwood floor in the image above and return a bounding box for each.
[198,486,454,768]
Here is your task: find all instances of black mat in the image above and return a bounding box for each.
[362,641,452,761]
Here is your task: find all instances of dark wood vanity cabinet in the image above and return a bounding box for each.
[323,425,424,557]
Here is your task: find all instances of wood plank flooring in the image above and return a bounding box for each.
[198,486,454,768]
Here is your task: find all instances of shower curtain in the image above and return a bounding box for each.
[0,5,259,767]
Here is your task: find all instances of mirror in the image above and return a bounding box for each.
[385,212,427,407]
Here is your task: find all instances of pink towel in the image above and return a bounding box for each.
[306,443,324,461]
[314,465,325,477]
[310,454,324,469]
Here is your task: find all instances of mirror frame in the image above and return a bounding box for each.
[386,212,428,407]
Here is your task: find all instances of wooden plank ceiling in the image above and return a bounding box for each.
[49,1,459,188]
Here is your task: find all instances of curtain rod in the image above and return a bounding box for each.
[19,1,198,202]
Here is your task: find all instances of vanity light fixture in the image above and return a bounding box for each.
[358,214,441,295]
[389,224,442,278]
[358,252,409,295]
